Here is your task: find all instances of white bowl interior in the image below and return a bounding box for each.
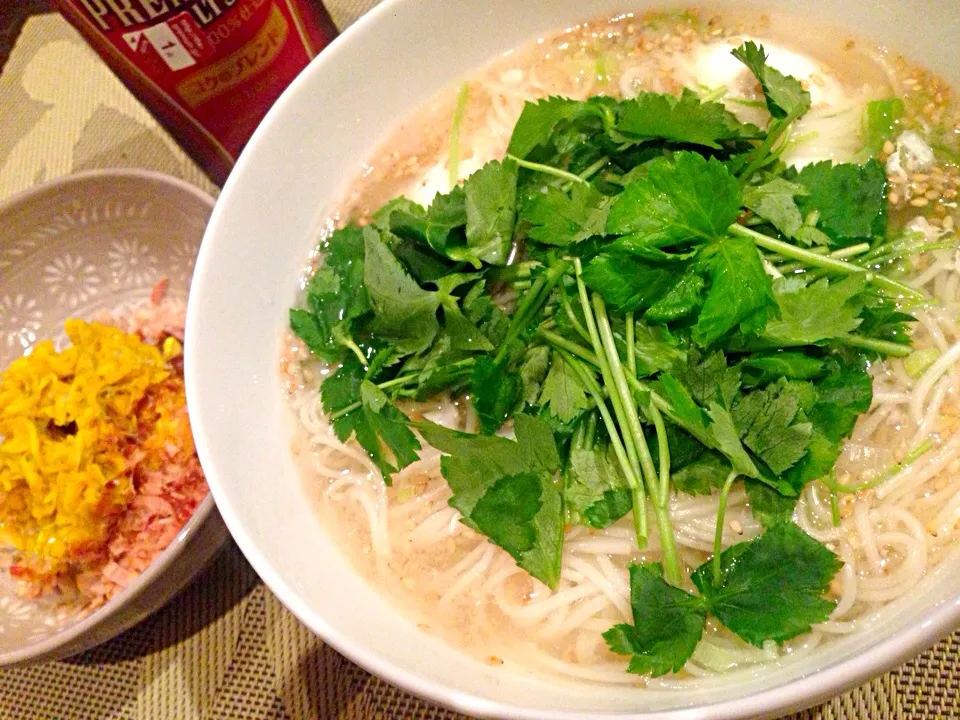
[187,1,960,717]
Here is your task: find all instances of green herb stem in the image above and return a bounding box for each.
[574,260,643,480]
[506,154,589,186]
[728,97,768,109]
[822,440,934,494]
[573,260,653,549]
[775,243,870,274]
[698,85,727,103]
[538,328,683,427]
[537,328,601,366]
[559,283,592,343]
[866,241,957,266]
[343,338,371,369]
[561,350,648,544]
[328,362,478,422]
[587,295,653,487]
[829,489,841,527]
[578,156,610,181]
[490,261,538,284]
[729,223,925,300]
[495,258,569,365]
[592,297,655,481]
[738,111,799,182]
[447,83,470,190]
[625,311,637,377]
[583,410,598,449]
[713,471,740,586]
[592,293,681,585]
[649,402,671,503]
[841,335,912,358]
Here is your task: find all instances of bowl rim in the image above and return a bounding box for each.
[187,2,960,717]
[0,168,218,668]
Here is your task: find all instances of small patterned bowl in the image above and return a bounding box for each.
[0,169,227,667]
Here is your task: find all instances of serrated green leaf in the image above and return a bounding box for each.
[732,42,811,120]
[521,183,610,247]
[471,356,520,435]
[363,226,439,355]
[692,523,842,646]
[604,563,707,677]
[616,89,761,149]
[693,235,776,345]
[606,153,742,246]
[539,354,591,423]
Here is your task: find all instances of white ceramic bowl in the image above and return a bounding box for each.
[0,169,227,667]
[186,1,960,717]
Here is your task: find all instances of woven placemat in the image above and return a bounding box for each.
[0,5,957,719]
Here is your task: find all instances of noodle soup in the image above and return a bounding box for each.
[282,8,960,686]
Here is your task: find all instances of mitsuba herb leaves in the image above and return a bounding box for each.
[289,225,370,362]
[746,478,800,528]
[539,353,591,423]
[462,159,519,266]
[582,252,687,313]
[740,352,825,387]
[419,414,564,587]
[521,183,610,247]
[693,235,776,345]
[373,192,466,258]
[507,89,760,170]
[363,227,440,355]
[781,359,872,493]
[507,96,594,160]
[671,450,732,496]
[673,349,741,409]
[751,275,866,348]
[861,98,905,157]
[320,359,421,482]
[742,176,807,239]
[786,160,888,245]
[606,152,741,245]
[632,322,687,377]
[657,374,765,484]
[732,378,812,475]
[292,42,912,679]
[606,523,841,675]
[604,563,708,676]
[471,356,520,435]
[690,522,842,646]
[616,89,761,149]
[732,41,812,119]
[565,440,632,529]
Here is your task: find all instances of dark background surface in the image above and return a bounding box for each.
[0,0,52,71]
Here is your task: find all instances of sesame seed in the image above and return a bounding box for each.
[729,519,744,534]
[944,216,955,230]
[925,190,941,200]
[883,140,895,155]
[888,192,901,205]
[911,197,930,207]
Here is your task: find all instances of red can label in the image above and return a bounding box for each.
[57,0,338,182]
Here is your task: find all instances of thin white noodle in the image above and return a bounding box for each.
[910,340,960,424]
[911,376,949,447]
